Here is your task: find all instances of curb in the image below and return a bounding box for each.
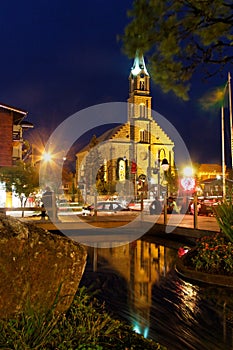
[175,257,233,287]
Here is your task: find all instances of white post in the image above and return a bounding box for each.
[52,191,57,222]
[228,72,233,169]
[221,106,226,200]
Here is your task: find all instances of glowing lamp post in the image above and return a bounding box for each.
[152,149,169,224]
[155,149,169,199]
[161,158,169,225]
[161,158,169,172]
[181,167,196,192]
[42,152,52,162]
[181,166,197,228]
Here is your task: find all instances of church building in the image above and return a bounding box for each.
[76,51,174,202]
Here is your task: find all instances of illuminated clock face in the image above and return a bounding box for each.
[181,177,195,191]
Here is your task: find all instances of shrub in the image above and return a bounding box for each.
[213,201,233,243]
[0,287,166,350]
[190,234,233,275]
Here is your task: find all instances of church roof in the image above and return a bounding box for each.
[96,124,124,142]
[76,124,124,154]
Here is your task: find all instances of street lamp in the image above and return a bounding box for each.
[154,149,169,199]
[42,151,52,162]
[161,158,169,172]
[151,148,170,223]
[159,156,169,225]
[181,165,197,228]
[123,151,137,199]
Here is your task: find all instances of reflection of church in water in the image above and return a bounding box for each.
[76,51,174,199]
[89,240,174,339]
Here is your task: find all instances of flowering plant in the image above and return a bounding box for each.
[190,234,233,275]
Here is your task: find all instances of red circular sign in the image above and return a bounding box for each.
[181,177,195,191]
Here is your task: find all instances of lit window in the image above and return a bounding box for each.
[140,104,145,118]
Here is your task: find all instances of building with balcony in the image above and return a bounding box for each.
[0,103,33,167]
[0,103,33,207]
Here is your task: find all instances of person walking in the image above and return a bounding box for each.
[42,186,57,221]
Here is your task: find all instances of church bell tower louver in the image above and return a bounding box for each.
[128,50,152,121]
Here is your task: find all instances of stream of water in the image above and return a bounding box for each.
[80,238,233,350]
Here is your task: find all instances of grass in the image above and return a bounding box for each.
[0,287,166,350]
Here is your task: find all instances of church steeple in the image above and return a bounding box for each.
[128,50,152,120]
[130,50,149,78]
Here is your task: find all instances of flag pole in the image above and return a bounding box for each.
[221,105,226,200]
[228,72,233,169]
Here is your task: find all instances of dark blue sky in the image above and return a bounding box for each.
[0,1,231,166]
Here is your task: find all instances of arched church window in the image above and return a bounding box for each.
[117,158,126,181]
[140,80,145,90]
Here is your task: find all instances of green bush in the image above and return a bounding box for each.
[0,287,166,350]
[181,201,233,276]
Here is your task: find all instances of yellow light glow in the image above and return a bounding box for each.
[42,152,52,162]
[183,166,193,177]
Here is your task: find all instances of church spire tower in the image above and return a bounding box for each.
[128,50,152,121]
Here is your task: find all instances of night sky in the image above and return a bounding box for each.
[0,1,231,166]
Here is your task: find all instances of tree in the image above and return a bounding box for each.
[121,0,233,100]
[0,161,39,209]
[85,135,106,195]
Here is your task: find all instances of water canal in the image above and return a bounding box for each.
[80,237,233,350]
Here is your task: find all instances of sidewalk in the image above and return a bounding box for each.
[144,213,220,242]
[156,214,220,233]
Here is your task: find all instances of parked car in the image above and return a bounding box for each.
[128,199,153,211]
[80,201,129,216]
[198,199,219,216]
[189,197,220,216]
[128,200,141,211]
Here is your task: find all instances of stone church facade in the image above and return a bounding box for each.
[76,51,174,202]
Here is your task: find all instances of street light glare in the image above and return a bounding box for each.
[183,166,193,177]
[42,152,52,162]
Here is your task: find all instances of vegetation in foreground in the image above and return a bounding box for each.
[122,0,232,100]
[0,287,166,350]
[185,234,233,275]
[183,201,233,276]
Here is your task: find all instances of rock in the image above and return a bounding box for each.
[0,213,87,318]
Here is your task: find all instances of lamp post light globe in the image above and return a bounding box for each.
[183,166,193,177]
[42,152,52,162]
[160,158,169,226]
[161,158,169,172]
